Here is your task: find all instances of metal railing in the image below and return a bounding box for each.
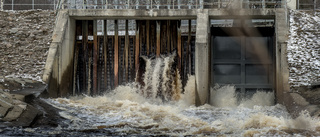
[2,0,59,10]
[60,0,287,10]
[297,0,320,10]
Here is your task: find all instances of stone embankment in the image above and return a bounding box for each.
[287,10,320,117]
[0,76,63,127]
[0,10,55,80]
[0,10,59,127]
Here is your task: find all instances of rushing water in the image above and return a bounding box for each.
[3,55,320,136]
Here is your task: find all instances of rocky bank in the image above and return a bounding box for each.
[0,10,55,81]
[0,10,59,127]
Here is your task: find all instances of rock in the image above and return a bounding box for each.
[9,28,19,34]
[290,93,309,106]
[11,104,40,127]
[3,104,26,122]
[0,106,11,118]
[5,43,12,48]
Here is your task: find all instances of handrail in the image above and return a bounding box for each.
[58,0,287,10]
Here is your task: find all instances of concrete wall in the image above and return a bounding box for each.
[43,9,290,108]
[43,10,75,97]
[195,9,210,106]
[287,0,297,9]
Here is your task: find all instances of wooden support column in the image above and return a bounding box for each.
[82,20,88,93]
[125,20,129,82]
[156,21,161,57]
[146,20,150,56]
[135,21,140,73]
[103,20,108,90]
[177,20,182,73]
[114,20,119,87]
[187,20,192,74]
[88,20,94,95]
[73,20,82,95]
[93,20,98,95]
[167,20,171,53]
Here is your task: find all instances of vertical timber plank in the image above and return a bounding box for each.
[104,20,108,90]
[125,20,129,82]
[156,21,161,57]
[93,20,98,95]
[114,20,119,87]
[135,20,140,73]
[167,20,170,53]
[146,20,150,56]
[187,20,192,74]
[82,20,88,94]
[177,20,182,73]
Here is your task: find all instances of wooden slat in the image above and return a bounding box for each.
[187,20,192,74]
[82,20,88,94]
[146,20,150,56]
[167,20,171,53]
[93,20,98,95]
[135,20,140,73]
[87,20,93,95]
[104,20,108,90]
[73,45,79,95]
[114,20,119,87]
[125,20,129,82]
[73,20,82,95]
[156,21,161,57]
[177,20,182,72]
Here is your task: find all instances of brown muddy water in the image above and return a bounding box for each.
[1,56,320,136]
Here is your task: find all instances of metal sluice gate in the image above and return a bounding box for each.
[73,20,196,95]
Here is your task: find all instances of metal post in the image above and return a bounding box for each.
[127,0,130,9]
[32,0,34,10]
[105,0,108,9]
[12,0,14,10]
[1,0,3,10]
[136,0,139,9]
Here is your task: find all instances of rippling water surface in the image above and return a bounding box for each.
[3,55,320,136]
[26,76,317,136]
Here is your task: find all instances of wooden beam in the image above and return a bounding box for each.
[93,20,98,95]
[135,20,140,73]
[82,20,88,94]
[187,20,192,74]
[73,20,82,95]
[156,20,161,57]
[104,20,108,90]
[167,20,170,53]
[125,20,129,82]
[87,20,93,95]
[146,20,150,56]
[114,20,119,87]
[177,20,182,72]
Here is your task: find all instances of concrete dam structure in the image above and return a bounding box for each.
[43,0,289,106]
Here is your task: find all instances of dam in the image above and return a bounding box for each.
[2,0,320,136]
[42,0,289,106]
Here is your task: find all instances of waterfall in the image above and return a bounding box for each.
[136,53,182,102]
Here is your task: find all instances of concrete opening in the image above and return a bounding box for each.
[210,18,275,99]
[72,19,196,95]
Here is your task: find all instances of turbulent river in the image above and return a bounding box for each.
[3,55,320,136]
